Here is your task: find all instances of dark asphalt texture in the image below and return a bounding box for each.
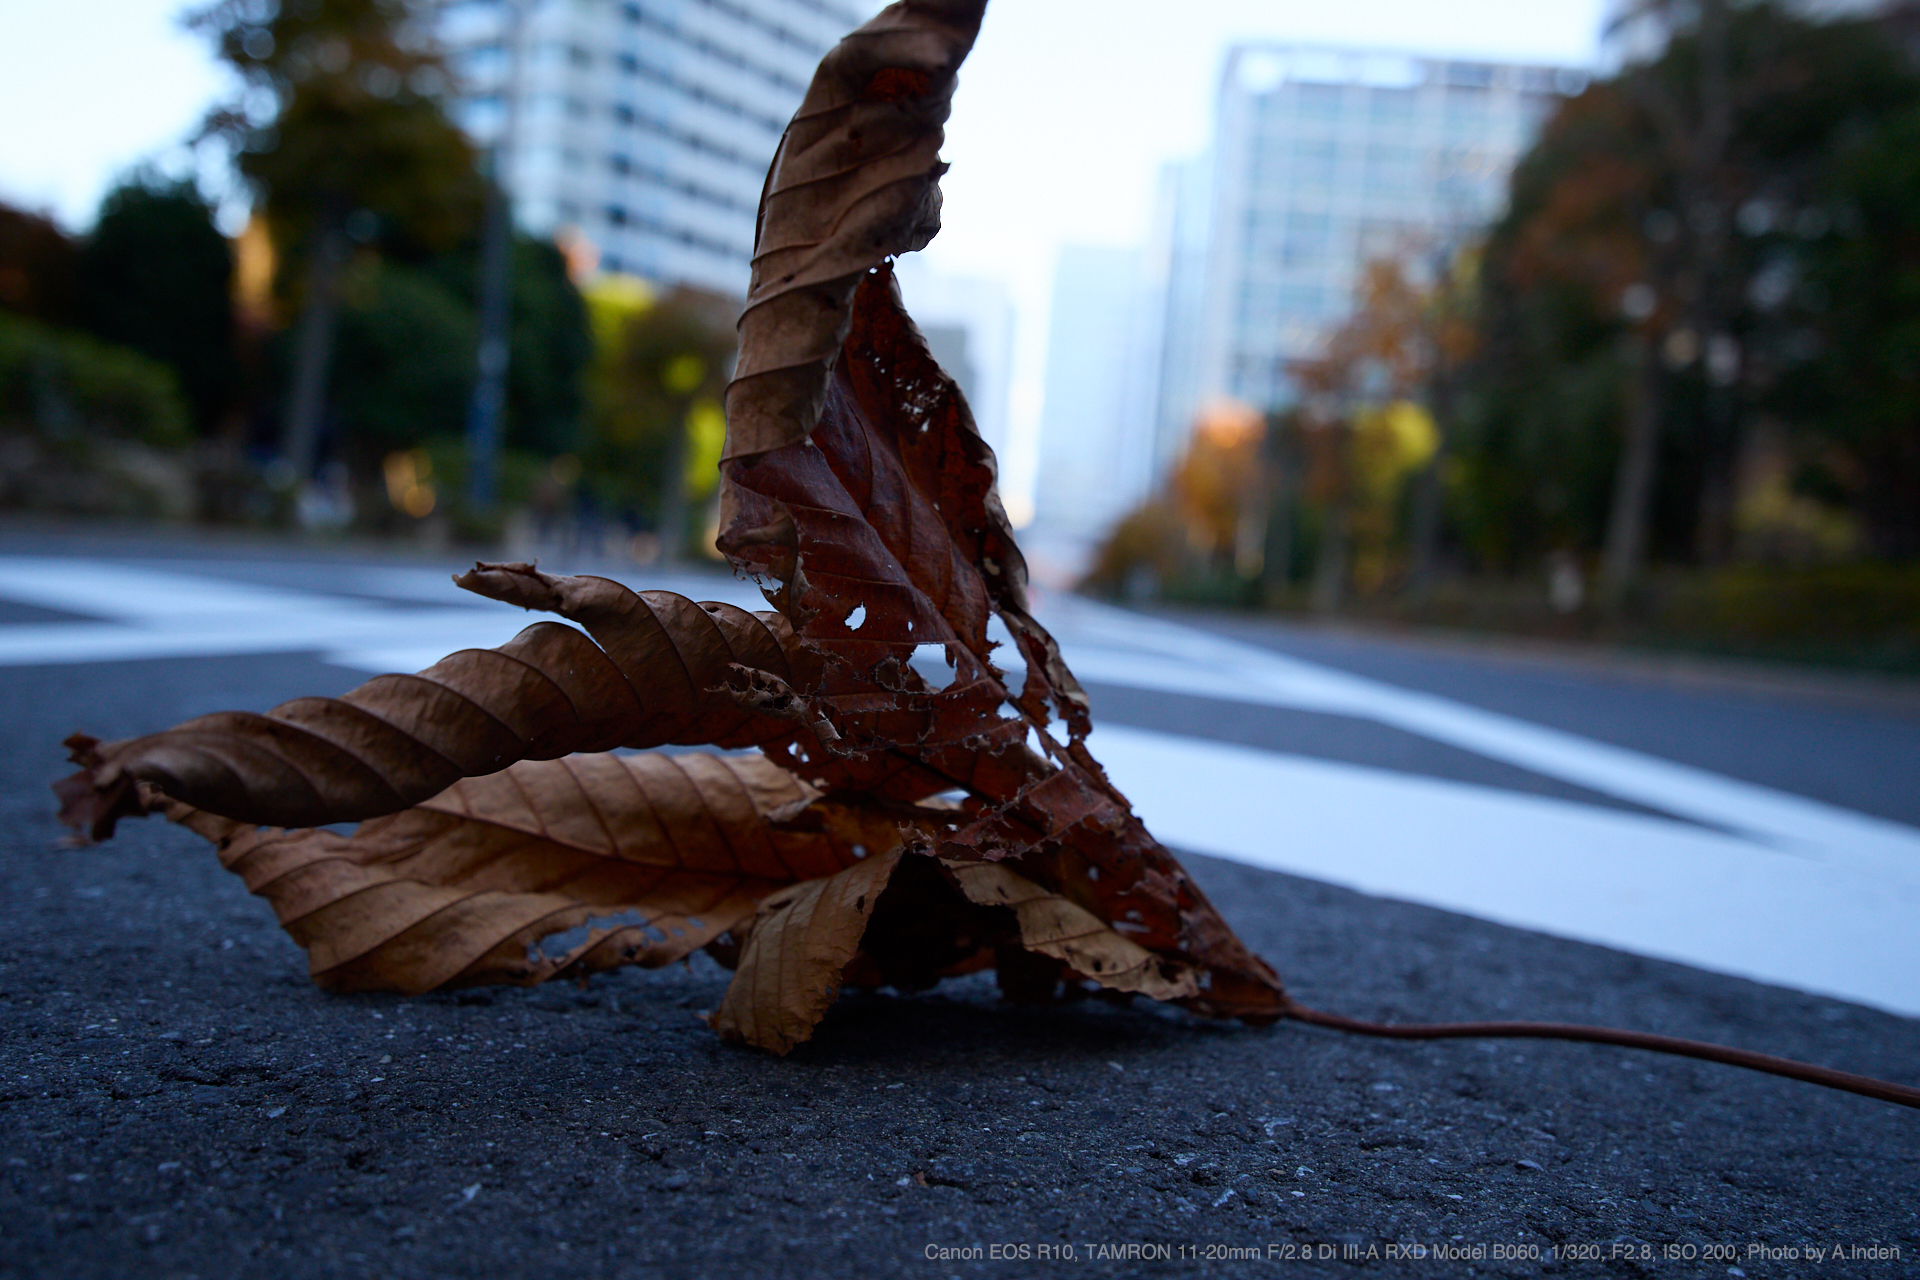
[2,620,1918,1278]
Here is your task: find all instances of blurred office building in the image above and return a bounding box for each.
[1157,44,1584,453]
[1031,46,1582,563]
[439,0,869,295]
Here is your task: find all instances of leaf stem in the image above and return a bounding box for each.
[1281,998,1920,1110]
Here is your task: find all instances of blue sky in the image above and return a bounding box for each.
[0,2,236,230]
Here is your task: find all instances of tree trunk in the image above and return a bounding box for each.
[1405,457,1444,601]
[1406,360,1454,602]
[1601,330,1662,602]
[281,215,349,482]
[1234,426,1276,584]
[1310,499,1350,614]
[465,165,515,516]
[1257,438,1295,607]
[1693,362,1742,565]
[656,409,692,563]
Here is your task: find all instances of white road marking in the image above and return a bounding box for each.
[1093,724,1920,1015]
[0,557,336,621]
[1043,595,1920,871]
[2,555,1914,1013]
[0,557,764,670]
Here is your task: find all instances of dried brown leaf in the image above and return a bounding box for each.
[720,267,1284,1017]
[44,3,1920,1113]
[724,0,988,460]
[708,1,1284,1021]
[56,580,901,839]
[944,860,1200,1002]
[147,752,898,993]
[713,846,904,1054]
[54,0,1287,1048]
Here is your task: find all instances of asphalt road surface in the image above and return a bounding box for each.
[2,527,1916,1279]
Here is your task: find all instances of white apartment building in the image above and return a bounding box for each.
[1169,45,1585,425]
[1031,47,1581,559]
[440,0,871,295]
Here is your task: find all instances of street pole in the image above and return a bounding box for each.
[282,208,349,484]
[466,156,511,515]
[464,0,526,517]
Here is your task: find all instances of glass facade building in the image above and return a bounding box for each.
[1167,45,1585,428]
[440,0,869,295]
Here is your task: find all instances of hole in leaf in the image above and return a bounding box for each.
[845,604,867,631]
[908,642,957,691]
[985,614,1025,680]
[529,909,647,962]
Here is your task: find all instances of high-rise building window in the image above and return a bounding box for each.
[1282,211,1330,267]
[1156,41,1578,440]
[1444,61,1495,89]
[1443,87,1490,136]
[1364,143,1417,198]
[1295,83,1344,122]
[1290,137,1338,187]
[1276,283,1328,317]
[441,0,864,296]
[1368,88,1416,127]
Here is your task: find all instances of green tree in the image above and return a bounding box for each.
[0,202,77,324]
[76,177,236,435]
[426,236,592,458]
[1779,106,1920,557]
[1465,3,1920,584]
[329,258,475,460]
[192,0,481,478]
[584,283,736,555]
[1460,82,1650,575]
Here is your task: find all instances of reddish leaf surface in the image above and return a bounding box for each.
[719,269,1284,1017]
